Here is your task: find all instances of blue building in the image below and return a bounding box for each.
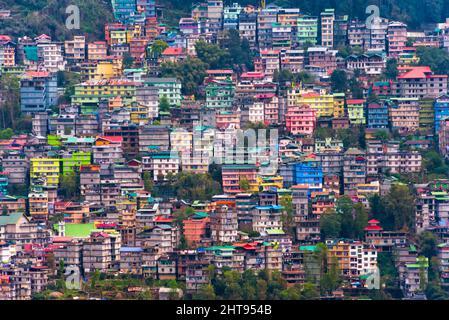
[20,71,57,113]
[111,0,156,24]
[435,95,449,135]
[293,156,323,194]
[367,101,389,129]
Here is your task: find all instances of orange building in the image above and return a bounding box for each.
[183,212,210,247]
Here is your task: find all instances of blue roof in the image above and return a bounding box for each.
[255,205,283,210]
[120,247,143,253]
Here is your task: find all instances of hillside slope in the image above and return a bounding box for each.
[0,0,114,40]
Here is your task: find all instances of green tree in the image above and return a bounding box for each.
[320,211,341,240]
[159,95,171,112]
[330,70,348,93]
[239,178,250,192]
[383,58,398,80]
[195,284,216,300]
[195,40,231,70]
[123,51,134,69]
[280,195,294,235]
[60,171,80,200]
[160,57,208,96]
[149,40,169,58]
[143,171,154,193]
[0,74,20,130]
[416,47,449,75]
[418,231,438,259]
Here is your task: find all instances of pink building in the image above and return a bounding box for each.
[285,105,316,136]
[387,21,407,58]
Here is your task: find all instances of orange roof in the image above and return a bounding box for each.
[397,66,448,79]
[97,136,123,143]
[25,71,50,78]
[162,47,184,56]
[346,99,366,104]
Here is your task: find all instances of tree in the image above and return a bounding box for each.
[330,70,348,93]
[1,205,7,216]
[0,128,13,140]
[353,202,369,239]
[60,171,80,200]
[419,231,438,259]
[0,74,20,130]
[160,57,208,96]
[195,284,216,300]
[384,58,398,80]
[173,172,222,201]
[416,47,449,75]
[384,184,415,231]
[159,96,171,113]
[280,196,294,235]
[320,211,341,240]
[123,52,134,69]
[195,40,231,70]
[143,172,154,193]
[148,40,169,58]
[239,178,250,191]
[374,130,390,142]
[220,29,254,71]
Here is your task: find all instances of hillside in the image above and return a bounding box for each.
[0,0,114,40]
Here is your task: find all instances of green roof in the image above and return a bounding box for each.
[266,228,285,235]
[193,212,209,219]
[0,212,24,226]
[53,223,96,237]
[299,245,317,251]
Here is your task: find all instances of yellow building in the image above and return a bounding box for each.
[72,79,136,113]
[257,176,284,191]
[30,158,61,187]
[289,90,335,118]
[110,30,129,45]
[333,93,345,118]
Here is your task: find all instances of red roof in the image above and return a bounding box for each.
[97,136,123,143]
[162,47,184,56]
[364,225,383,231]
[26,71,50,78]
[398,66,436,79]
[154,216,174,223]
[347,99,366,104]
[368,219,380,224]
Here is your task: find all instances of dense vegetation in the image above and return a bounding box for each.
[0,0,114,40]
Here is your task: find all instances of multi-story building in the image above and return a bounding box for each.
[343,148,366,195]
[320,9,335,48]
[388,97,420,133]
[210,204,238,244]
[205,79,235,110]
[367,102,389,129]
[297,15,318,46]
[395,66,448,99]
[30,158,60,187]
[87,41,108,60]
[82,231,121,273]
[346,99,366,125]
[222,164,258,194]
[285,105,316,136]
[92,136,124,165]
[435,95,449,135]
[145,77,182,107]
[64,36,86,64]
[20,71,57,113]
[387,21,407,58]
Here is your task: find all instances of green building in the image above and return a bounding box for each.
[61,152,91,175]
[297,15,318,46]
[206,79,235,110]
